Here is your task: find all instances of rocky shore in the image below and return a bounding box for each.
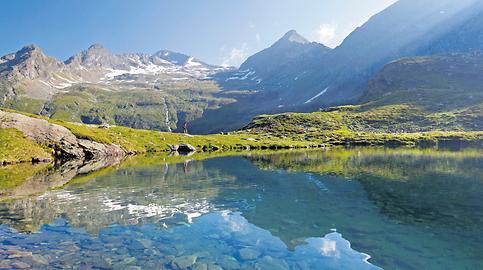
[0,110,126,163]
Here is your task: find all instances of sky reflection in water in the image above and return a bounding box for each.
[0,148,482,269]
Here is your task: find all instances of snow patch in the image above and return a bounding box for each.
[305,87,329,104]
[39,80,51,87]
[185,57,202,67]
[54,83,72,89]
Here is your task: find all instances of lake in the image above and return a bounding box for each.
[0,147,482,269]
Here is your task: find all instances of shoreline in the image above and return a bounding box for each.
[1,109,482,166]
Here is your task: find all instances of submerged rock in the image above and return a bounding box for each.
[207,264,223,270]
[11,261,31,269]
[255,256,289,270]
[239,248,261,260]
[217,255,240,269]
[193,263,208,270]
[31,254,49,265]
[171,255,198,269]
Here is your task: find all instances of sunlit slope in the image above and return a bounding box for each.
[245,54,483,136]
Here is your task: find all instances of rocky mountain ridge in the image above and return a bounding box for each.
[0,44,230,101]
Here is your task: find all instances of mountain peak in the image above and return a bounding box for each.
[19,44,42,54]
[280,30,309,44]
[85,43,111,55]
[88,43,105,50]
[153,49,192,65]
[65,43,117,67]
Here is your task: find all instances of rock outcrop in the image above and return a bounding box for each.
[167,143,196,153]
[0,110,126,161]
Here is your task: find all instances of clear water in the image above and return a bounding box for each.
[0,148,482,269]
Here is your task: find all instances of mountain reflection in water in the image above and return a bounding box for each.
[0,147,482,269]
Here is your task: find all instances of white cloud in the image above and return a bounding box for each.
[221,43,249,67]
[312,23,338,47]
[255,33,261,42]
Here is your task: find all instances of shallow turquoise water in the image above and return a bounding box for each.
[0,148,482,269]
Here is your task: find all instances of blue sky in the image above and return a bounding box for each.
[0,0,396,66]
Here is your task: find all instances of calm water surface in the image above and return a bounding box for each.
[0,148,482,269]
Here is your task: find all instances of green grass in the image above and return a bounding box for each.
[244,108,483,148]
[38,83,237,131]
[3,96,45,115]
[0,128,51,164]
[0,108,323,164]
[54,120,321,153]
[0,163,51,191]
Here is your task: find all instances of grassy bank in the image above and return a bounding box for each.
[1,107,482,165]
[244,106,483,148]
[0,128,51,164]
[0,108,322,164]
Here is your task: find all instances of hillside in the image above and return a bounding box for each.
[0,109,324,164]
[243,54,483,146]
[0,44,239,132]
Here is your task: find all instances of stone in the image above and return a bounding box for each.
[193,263,208,270]
[255,256,289,270]
[167,144,179,151]
[239,248,261,260]
[217,255,240,269]
[0,110,84,159]
[138,239,152,249]
[0,260,12,269]
[178,144,196,152]
[207,264,224,270]
[0,110,126,161]
[122,257,137,265]
[293,261,311,270]
[31,254,49,265]
[124,266,142,270]
[11,261,31,269]
[128,239,148,251]
[171,255,198,269]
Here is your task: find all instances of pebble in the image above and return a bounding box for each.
[255,256,289,270]
[31,254,49,265]
[192,263,208,270]
[122,257,137,265]
[0,260,12,269]
[207,264,223,270]
[11,261,31,269]
[217,255,240,269]
[239,248,261,260]
[171,255,198,269]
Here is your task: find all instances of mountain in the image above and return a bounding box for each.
[188,30,332,134]
[216,0,483,110]
[244,53,483,137]
[0,45,64,99]
[314,0,483,106]
[3,0,483,134]
[359,53,483,131]
[0,44,235,131]
[218,30,331,96]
